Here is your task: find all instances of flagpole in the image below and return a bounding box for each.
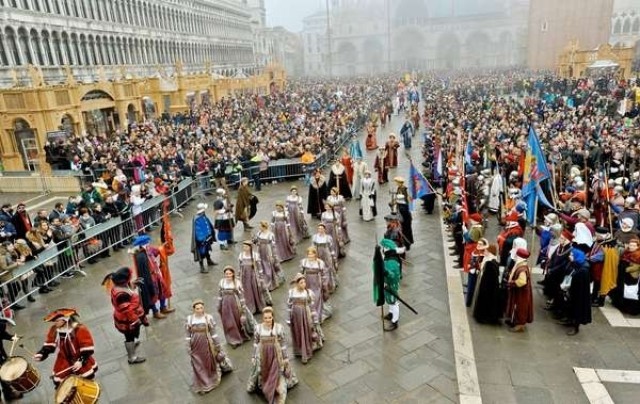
[529,193,538,255]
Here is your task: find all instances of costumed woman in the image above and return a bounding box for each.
[365,122,378,151]
[611,237,640,314]
[374,147,389,184]
[247,307,298,404]
[271,202,296,262]
[393,177,414,250]
[384,134,400,168]
[300,246,332,322]
[132,234,175,319]
[217,266,256,348]
[254,221,285,291]
[34,308,98,386]
[287,273,324,364]
[311,223,338,293]
[340,148,354,186]
[349,133,364,160]
[328,159,353,200]
[352,157,367,200]
[561,248,592,336]
[327,186,350,244]
[239,241,272,314]
[286,186,310,244]
[320,202,346,258]
[307,169,328,219]
[186,299,233,394]
[102,267,148,364]
[471,244,502,324]
[360,170,377,222]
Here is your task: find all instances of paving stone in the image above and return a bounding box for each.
[396,363,442,391]
[514,386,554,404]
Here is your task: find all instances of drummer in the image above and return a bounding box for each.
[33,309,97,387]
[0,318,22,401]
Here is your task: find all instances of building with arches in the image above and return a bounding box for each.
[610,0,640,73]
[304,0,529,76]
[0,0,285,172]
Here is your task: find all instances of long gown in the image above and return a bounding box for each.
[217,279,255,346]
[286,195,310,244]
[287,288,324,363]
[352,161,367,200]
[300,257,332,322]
[365,125,378,150]
[341,155,354,186]
[385,138,400,168]
[360,176,377,221]
[320,210,346,258]
[471,257,502,324]
[327,194,350,244]
[328,163,353,200]
[186,314,233,393]
[505,261,534,326]
[239,252,271,314]
[255,230,284,291]
[247,323,298,404]
[271,211,296,262]
[311,233,338,293]
[307,175,328,217]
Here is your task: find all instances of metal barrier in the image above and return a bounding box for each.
[0,177,194,310]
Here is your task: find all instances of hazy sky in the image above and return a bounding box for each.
[265,0,324,32]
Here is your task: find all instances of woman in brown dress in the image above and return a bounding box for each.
[505,248,534,332]
[247,307,298,403]
[217,266,256,347]
[239,241,272,314]
[186,299,233,394]
[287,273,323,364]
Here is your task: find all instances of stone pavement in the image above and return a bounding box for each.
[9,112,460,403]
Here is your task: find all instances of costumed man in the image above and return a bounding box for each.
[132,234,174,318]
[380,238,402,331]
[384,134,400,168]
[192,203,217,273]
[374,146,389,184]
[393,177,414,251]
[213,189,235,250]
[34,308,97,386]
[399,117,413,149]
[307,168,328,219]
[235,177,255,231]
[505,248,534,333]
[0,318,23,401]
[384,213,406,277]
[462,213,484,272]
[102,267,148,364]
[352,157,367,200]
[328,159,353,200]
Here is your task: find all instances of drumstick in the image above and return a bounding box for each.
[52,364,76,378]
[18,344,36,357]
[8,337,19,357]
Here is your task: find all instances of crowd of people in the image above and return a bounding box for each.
[433,70,640,336]
[1,68,640,401]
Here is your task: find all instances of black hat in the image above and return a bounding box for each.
[595,226,610,235]
[102,267,131,286]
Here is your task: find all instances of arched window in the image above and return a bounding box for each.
[5,28,20,65]
[613,19,622,34]
[33,0,41,11]
[51,31,63,65]
[43,0,50,13]
[62,32,73,64]
[71,33,81,65]
[623,18,632,33]
[18,28,33,64]
[41,30,54,65]
[30,29,44,65]
[0,32,9,65]
[633,18,640,33]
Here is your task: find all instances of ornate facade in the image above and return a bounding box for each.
[319,0,528,76]
[0,0,284,172]
[557,41,635,80]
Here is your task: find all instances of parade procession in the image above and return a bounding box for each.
[1,0,640,402]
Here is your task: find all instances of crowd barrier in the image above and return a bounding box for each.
[0,178,194,310]
[0,114,367,311]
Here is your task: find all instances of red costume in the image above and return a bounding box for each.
[374,149,389,184]
[384,137,400,168]
[505,260,534,327]
[366,125,378,150]
[36,309,97,384]
[341,154,354,185]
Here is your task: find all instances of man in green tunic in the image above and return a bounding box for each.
[374,238,401,331]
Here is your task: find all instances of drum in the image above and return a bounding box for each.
[55,376,101,404]
[0,356,41,393]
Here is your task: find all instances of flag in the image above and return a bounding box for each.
[435,146,443,179]
[522,125,552,224]
[372,245,385,306]
[409,161,434,202]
